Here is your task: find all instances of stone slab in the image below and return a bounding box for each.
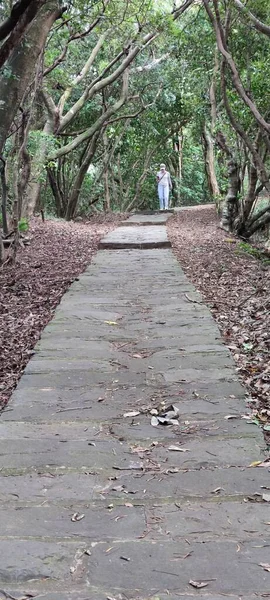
[0,538,269,594]
[0,504,146,540]
[0,592,261,600]
[0,501,268,542]
[124,213,171,226]
[0,466,267,505]
[99,226,171,249]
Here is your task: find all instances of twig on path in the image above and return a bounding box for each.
[152,569,179,577]
[113,465,143,471]
[237,287,264,308]
[0,591,37,600]
[55,406,92,413]
[184,293,202,304]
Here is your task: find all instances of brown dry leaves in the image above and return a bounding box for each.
[168,207,270,419]
[0,214,123,408]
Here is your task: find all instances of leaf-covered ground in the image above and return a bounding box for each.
[168,206,270,432]
[0,215,124,408]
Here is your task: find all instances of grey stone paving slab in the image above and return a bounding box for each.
[125,213,171,226]
[0,437,136,471]
[0,467,267,504]
[0,539,87,583]
[0,501,268,542]
[52,538,269,594]
[0,222,269,597]
[0,504,146,540]
[99,226,171,248]
[0,538,269,593]
[1,435,263,474]
[0,593,261,600]
[1,383,248,424]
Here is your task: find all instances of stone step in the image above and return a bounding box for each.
[123,213,172,226]
[99,225,171,249]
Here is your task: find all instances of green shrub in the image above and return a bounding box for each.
[18,217,29,232]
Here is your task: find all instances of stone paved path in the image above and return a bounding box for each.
[0,215,269,600]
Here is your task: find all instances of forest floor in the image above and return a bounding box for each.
[0,214,124,408]
[168,206,270,434]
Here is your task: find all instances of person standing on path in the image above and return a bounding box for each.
[156,163,172,210]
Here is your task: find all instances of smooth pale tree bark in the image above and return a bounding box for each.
[233,0,270,38]
[243,164,258,221]
[63,71,134,218]
[16,55,42,219]
[240,129,266,227]
[102,130,111,212]
[171,129,183,205]
[51,68,130,160]
[0,0,63,156]
[44,0,195,159]
[56,0,194,137]
[24,117,54,217]
[203,50,220,200]
[202,126,220,198]
[57,30,110,122]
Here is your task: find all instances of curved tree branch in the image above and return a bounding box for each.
[51,68,130,159]
[0,0,48,69]
[203,0,270,134]
[220,59,270,194]
[233,0,270,38]
[0,0,35,40]
[57,30,157,133]
[44,1,111,77]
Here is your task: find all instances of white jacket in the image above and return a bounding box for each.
[157,170,172,187]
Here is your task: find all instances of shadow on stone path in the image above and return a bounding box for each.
[0,213,269,599]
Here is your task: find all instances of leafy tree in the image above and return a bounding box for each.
[0,0,270,248]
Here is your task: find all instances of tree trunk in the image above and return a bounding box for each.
[243,164,258,219]
[124,148,154,212]
[203,0,270,135]
[0,157,9,236]
[12,155,20,263]
[0,0,62,156]
[220,157,240,231]
[172,130,183,205]
[47,167,65,217]
[203,49,220,201]
[102,130,110,212]
[202,125,220,199]
[0,0,49,72]
[178,131,183,183]
[0,230,4,264]
[65,132,100,220]
[245,207,270,238]
[23,106,55,217]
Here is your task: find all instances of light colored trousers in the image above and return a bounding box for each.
[158,184,169,209]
